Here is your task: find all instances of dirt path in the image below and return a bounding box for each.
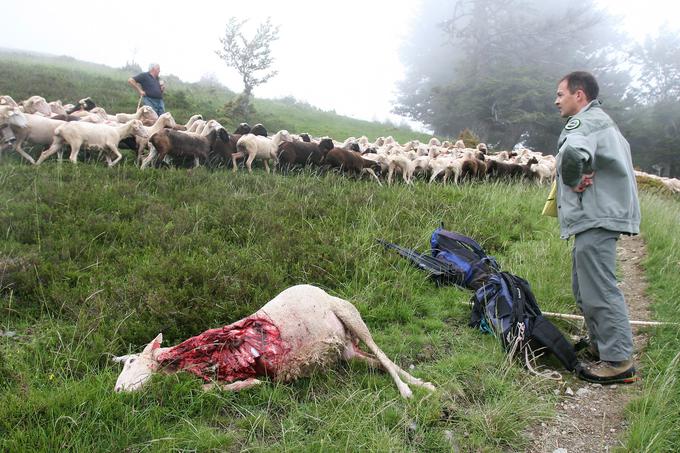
[528,234,651,453]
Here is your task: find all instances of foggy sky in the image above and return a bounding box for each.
[1,0,677,124]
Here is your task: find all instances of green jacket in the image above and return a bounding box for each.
[555,99,640,239]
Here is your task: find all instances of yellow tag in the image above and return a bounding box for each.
[542,181,558,217]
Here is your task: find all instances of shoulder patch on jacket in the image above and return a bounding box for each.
[564,118,581,130]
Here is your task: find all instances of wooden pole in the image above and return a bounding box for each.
[459,301,678,327]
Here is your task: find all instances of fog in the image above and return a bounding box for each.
[1,0,677,124]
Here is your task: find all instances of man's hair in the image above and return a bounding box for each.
[560,71,599,101]
[148,63,160,72]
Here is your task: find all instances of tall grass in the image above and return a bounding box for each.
[1,162,572,452]
[622,193,680,452]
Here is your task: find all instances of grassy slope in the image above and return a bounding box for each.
[0,52,679,452]
[0,49,430,143]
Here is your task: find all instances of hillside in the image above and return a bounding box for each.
[0,49,431,143]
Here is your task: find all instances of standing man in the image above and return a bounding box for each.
[554,71,640,385]
[128,63,165,116]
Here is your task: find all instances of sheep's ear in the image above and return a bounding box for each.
[142,333,163,354]
[218,128,229,142]
[112,354,134,364]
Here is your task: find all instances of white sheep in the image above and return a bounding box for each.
[131,112,178,164]
[429,155,464,184]
[1,108,67,164]
[0,95,19,107]
[35,119,148,166]
[183,114,203,130]
[235,130,292,173]
[112,284,435,398]
[115,105,159,126]
[21,96,52,117]
[0,106,33,163]
[48,100,68,117]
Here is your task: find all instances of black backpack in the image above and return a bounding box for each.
[470,271,579,372]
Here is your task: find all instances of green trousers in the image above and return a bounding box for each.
[572,228,634,362]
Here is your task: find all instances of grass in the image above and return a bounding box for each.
[0,161,571,452]
[621,193,680,452]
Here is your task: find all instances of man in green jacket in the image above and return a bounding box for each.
[554,71,640,385]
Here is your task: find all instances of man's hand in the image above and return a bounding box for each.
[572,172,594,192]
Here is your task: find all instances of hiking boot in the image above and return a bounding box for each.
[578,359,638,385]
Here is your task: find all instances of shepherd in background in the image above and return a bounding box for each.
[128,63,165,116]
[554,71,641,385]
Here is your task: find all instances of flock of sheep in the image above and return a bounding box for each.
[1,93,679,193]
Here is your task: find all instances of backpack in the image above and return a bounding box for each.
[470,271,579,372]
[429,226,500,290]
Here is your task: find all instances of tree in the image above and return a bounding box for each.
[395,0,628,151]
[629,26,680,104]
[216,17,280,99]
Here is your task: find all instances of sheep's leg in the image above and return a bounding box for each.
[330,297,434,399]
[140,145,157,169]
[35,137,65,165]
[194,157,200,168]
[344,342,435,392]
[68,140,83,164]
[202,378,262,392]
[360,168,382,186]
[387,167,394,186]
[107,144,122,167]
[230,151,243,173]
[263,159,270,173]
[136,137,148,166]
[13,143,36,165]
[246,153,256,173]
[429,168,442,184]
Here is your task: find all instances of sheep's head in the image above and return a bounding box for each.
[22,96,51,116]
[113,333,163,392]
[129,119,149,138]
[49,100,67,116]
[139,106,159,126]
[0,106,28,129]
[79,97,96,111]
[0,95,19,107]
[159,112,177,128]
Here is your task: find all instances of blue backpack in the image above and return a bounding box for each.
[470,271,579,372]
[429,227,500,290]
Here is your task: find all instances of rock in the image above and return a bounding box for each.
[610,428,616,433]
[1,330,17,338]
[576,388,590,397]
[552,449,568,453]
[407,421,417,432]
[409,364,415,370]
[541,422,547,427]
[591,383,603,388]
[553,389,561,396]
[610,385,618,389]
[565,387,574,396]
[443,430,460,453]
